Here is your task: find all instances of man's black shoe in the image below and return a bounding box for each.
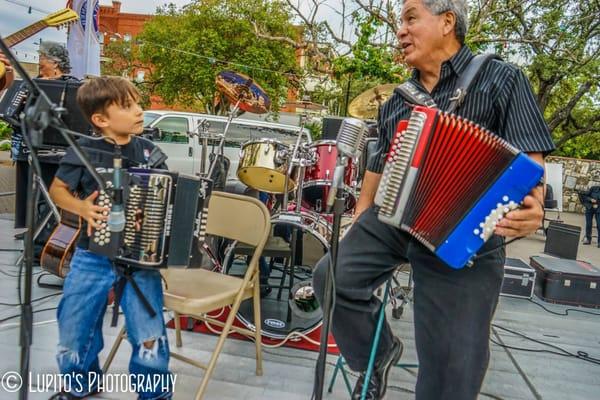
[351,336,403,400]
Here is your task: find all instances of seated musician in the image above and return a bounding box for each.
[48,76,172,400]
[3,42,79,235]
[312,1,555,399]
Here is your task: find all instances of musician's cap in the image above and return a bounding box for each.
[38,41,71,73]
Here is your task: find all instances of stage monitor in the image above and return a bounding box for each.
[0,78,93,148]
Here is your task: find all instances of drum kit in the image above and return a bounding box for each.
[210,71,393,342]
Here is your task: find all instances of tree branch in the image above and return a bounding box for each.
[555,114,600,148]
[548,81,593,131]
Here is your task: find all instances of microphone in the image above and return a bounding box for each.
[326,118,367,210]
[107,145,125,232]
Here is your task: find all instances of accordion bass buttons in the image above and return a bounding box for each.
[477,197,520,241]
[93,191,113,246]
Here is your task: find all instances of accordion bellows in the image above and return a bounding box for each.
[376,106,544,269]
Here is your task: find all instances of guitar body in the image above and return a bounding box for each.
[40,210,81,278]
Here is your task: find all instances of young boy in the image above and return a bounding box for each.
[49,76,172,400]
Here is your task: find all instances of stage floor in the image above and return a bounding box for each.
[0,188,599,399]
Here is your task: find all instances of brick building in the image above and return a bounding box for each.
[99,1,151,47]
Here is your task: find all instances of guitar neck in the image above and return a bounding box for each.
[4,21,48,47]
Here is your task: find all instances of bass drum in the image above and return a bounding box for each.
[224,211,330,340]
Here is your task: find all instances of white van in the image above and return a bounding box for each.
[143,110,308,179]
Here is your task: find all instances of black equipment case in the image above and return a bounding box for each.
[530,256,600,308]
[500,258,536,299]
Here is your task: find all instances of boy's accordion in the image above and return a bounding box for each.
[375,106,543,269]
[89,168,212,269]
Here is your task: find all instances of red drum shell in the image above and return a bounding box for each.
[302,140,357,213]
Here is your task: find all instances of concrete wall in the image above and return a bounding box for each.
[546,156,600,213]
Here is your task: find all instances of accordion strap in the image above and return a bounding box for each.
[448,53,501,113]
[394,53,501,112]
[394,82,437,108]
[111,265,157,327]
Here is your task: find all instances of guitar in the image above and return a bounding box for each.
[40,209,82,278]
[0,8,79,90]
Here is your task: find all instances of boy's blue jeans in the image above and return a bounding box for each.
[56,248,172,399]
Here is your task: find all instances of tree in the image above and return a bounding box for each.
[102,40,153,109]
[468,0,599,159]
[310,15,409,115]
[134,0,300,114]
[283,0,600,158]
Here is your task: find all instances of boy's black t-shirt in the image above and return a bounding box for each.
[55,135,168,250]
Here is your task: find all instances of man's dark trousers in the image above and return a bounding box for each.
[584,207,600,242]
[313,206,505,399]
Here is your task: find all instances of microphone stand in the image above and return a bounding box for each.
[314,160,347,400]
[0,37,106,400]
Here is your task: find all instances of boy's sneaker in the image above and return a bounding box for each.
[351,336,403,400]
[583,238,591,245]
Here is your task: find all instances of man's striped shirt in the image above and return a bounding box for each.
[367,45,556,174]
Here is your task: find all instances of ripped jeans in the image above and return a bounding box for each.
[56,248,172,399]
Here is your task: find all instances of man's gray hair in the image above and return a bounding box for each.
[38,41,71,74]
[409,0,470,43]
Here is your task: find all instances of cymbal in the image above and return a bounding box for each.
[348,83,396,119]
[283,100,327,112]
[215,70,271,114]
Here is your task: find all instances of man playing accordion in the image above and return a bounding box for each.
[312,1,555,399]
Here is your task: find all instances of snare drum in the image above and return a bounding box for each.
[303,140,357,213]
[237,139,296,193]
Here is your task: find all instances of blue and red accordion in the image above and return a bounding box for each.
[375,106,544,269]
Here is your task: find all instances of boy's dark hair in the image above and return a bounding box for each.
[76,76,141,128]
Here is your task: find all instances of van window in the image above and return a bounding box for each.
[143,112,160,126]
[153,117,189,143]
[212,122,299,146]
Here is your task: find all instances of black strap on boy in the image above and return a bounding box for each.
[110,264,157,327]
[394,53,501,112]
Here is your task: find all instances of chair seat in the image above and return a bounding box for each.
[235,236,291,258]
[162,269,255,315]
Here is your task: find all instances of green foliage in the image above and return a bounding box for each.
[312,16,409,116]
[468,0,600,159]
[305,119,323,141]
[332,16,407,82]
[0,120,12,140]
[101,40,156,109]
[135,0,299,114]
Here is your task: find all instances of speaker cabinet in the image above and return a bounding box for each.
[544,221,581,260]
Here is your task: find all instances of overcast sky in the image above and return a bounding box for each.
[1,0,352,65]
[0,0,191,61]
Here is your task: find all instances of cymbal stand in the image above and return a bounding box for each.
[282,110,313,211]
[206,97,243,179]
[189,118,210,176]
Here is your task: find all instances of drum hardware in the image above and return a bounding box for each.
[208,71,271,180]
[281,106,314,211]
[223,211,330,339]
[188,118,211,176]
